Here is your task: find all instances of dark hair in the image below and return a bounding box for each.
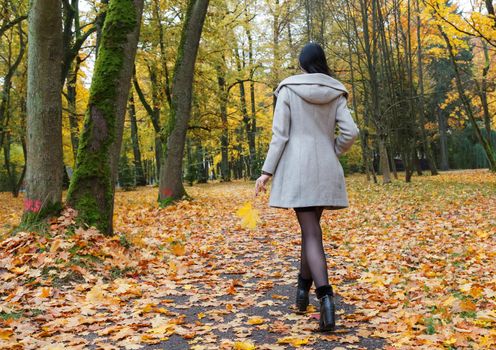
[298,42,332,76]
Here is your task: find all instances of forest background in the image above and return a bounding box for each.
[0,0,495,231]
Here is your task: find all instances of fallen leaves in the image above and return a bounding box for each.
[0,170,495,349]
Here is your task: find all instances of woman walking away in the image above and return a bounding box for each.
[254,42,359,332]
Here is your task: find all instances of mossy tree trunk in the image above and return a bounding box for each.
[66,0,144,235]
[22,0,64,224]
[158,0,210,202]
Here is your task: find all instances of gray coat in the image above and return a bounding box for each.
[261,73,359,210]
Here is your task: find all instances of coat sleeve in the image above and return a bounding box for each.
[334,95,359,157]
[261,86,291,175]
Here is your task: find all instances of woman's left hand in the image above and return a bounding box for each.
[255,174,271,196]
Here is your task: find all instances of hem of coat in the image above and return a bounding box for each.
[267,203,349,210]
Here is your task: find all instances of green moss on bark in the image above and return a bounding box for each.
[66,0,138,234]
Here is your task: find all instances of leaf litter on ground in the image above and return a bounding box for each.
[0,170,495,349]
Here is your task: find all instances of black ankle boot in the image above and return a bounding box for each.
[315,284,336,331]
[295,273,313,313]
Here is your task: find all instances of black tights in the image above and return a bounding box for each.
[294,206,328,288]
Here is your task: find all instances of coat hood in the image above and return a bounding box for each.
[274,73,349,105]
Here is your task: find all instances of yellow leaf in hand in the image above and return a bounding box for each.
[236,202,259,229]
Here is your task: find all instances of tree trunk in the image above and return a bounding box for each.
[152,0,172,108]
[67,56,81,164]
[197,142,208,183]
[235,46,256,180]
[128,91,146,186]
[479,41,493,150]
[437,107,449,170]
[23,0,64,223]
[414,148,423,175]
[67,0,144,234]
[216,62,230,182]
[415,0,438,175]
[158,0,210,202]
[133,72,162,175]
[378,135,391,184]
[245,8,258,179]
[389,147,398,179]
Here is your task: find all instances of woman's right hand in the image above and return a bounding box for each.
[255,174,271,196]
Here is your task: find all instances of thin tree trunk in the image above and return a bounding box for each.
[67,0,145,234]
[216,62,230,182]
[246,7,257,179]
[159,0,210,202]
[414,148,423,175]
[128,90,146,186]
[133,71,162,176]
[415,0,438,175]
[95,0,110,59]
[152,0,172,108]
[23,0,64,223]
[235,46,256,180]
[67,56,81,164]
[479,41,493,150]
[389,147,398,179]
[437,107,449,170]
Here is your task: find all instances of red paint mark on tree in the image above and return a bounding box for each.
[161,188,173,197]
[24,199,42,213]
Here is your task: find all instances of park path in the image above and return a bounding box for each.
[91,181,387,349]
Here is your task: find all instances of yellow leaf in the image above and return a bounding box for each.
[236,202,259,229]
[39,287,51,298]
[277,336,310,346]
[234,341,256,350]
[171,242,186,256]
[479,334,494,347]
[476,230,489,239]
[148,324,175,334]
[142,304,155,313]
[460,299,477,312]
[247,316,265,325]
[271,294,288,300]
[11,266,27,274]
[469,285,483,298]
[0,329,13,340]
[85,284,120,305]
[443,336,456,346]
[168,260,177,274]
[50,239,62,253]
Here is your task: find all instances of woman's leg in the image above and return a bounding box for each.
[298,206,325,280]
[295,206,329,288]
